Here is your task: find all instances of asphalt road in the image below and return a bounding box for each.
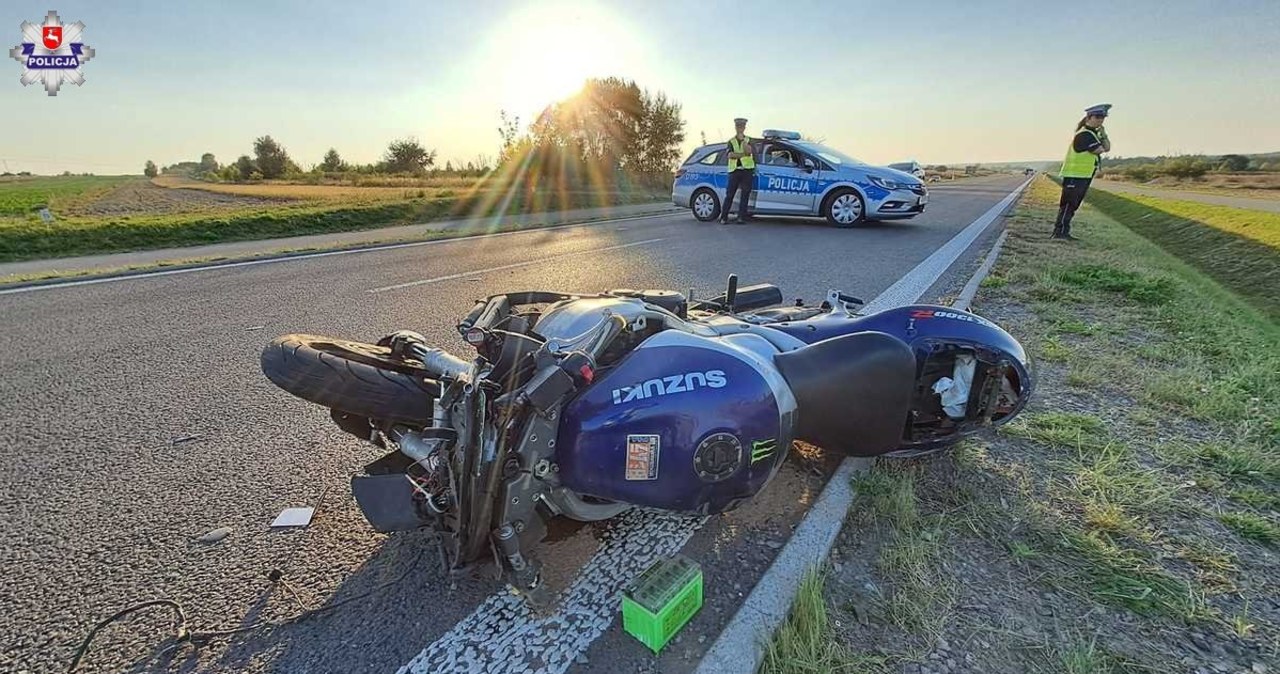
[1093,179,1280,213]
[0,175,1025,674]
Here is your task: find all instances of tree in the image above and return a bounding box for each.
[1218,154,1249,172]
[234,155,256,180]
[252,135,292,179]
[444,160,454,173]
[199,153,219,175]
[320,148,346,172]
[634,89,685,173]
[382,137,436,174]
[498,110,522,166]
[144,160,158,178]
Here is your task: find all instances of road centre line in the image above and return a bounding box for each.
[0,212,675,296]
[366,238,666,293]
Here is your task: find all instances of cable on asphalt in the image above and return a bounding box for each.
[64,483,427,673]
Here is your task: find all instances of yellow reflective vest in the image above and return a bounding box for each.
[1061,127,1102,178]
[728,136,756,171]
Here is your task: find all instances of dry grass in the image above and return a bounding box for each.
[151,175,475,202]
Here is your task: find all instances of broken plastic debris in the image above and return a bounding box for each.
[935,354,976,419]
[271,507,315,528]
[198,526,232,543]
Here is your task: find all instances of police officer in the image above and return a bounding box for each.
[721,117,756,224]
[1053,103,1112,240]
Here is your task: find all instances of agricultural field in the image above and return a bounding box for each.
[1100,172,1280,201]
[150,175,474,202]
[0,174,667,262]
[0,175,135,215]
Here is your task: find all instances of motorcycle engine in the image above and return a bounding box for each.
[606,289,688,318]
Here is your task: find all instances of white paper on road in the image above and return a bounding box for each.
[270,507,315,528]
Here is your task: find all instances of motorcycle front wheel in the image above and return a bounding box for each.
[260,334,440,426]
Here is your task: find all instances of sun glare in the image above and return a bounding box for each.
[482,2,642,120]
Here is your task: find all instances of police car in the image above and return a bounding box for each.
[672,130,927,226]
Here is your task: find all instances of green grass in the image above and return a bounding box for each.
[1217,512,1280,546]
[1228,486,1279,510]
[1155,441,1280,484]
[980,273,1009,288]
[760,568,887,674]
[1083,189,1280,319]
[854,467,955,639]
[1000,412,1107,449]
[1053,263,1178,306]
[1056,528,1206,619]
[0,176,668,262]
[1053,636,1142,674]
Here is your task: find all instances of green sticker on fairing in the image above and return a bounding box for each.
[751,438,777,464]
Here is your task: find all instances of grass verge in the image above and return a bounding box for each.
[1082,188,1280,319]
[760,568,888,674]
[769,174,1279,672]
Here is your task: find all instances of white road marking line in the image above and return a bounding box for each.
[401,178,1033,674]
[859,176,1032,314]
[0,212,676,297]
[366,238,666,293]
[399,509,704,674]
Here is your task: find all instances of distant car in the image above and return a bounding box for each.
[888,161,926,179]
[672,130,927,227]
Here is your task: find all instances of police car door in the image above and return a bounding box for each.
[756,142,818,214]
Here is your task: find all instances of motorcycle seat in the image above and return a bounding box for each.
[774,331,916,456]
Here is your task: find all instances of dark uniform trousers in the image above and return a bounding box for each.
[1054,177,1092,236]
[723,169,755,222]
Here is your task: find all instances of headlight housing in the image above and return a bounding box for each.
[868,176,905,190]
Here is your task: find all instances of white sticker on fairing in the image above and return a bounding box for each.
[610,370,727,405]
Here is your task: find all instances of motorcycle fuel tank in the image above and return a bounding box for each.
[557,330,796,515]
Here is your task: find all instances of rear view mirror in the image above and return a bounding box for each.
[802,158,817,172]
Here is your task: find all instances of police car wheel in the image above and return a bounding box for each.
[824,189,865,227]
[691,189,721,222]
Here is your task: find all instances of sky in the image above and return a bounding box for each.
[2,0,1278,175]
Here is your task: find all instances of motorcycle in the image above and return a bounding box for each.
[260,276,1033,605]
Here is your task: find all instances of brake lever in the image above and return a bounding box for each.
[824,290,865,315]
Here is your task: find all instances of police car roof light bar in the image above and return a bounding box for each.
[761,130,801,140]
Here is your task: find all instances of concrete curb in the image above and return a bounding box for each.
[952,229,1008,312]
[692,179,1028,674]
[0,209,679,295]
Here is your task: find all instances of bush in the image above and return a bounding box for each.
[1159,156,1210,179]
[1126,166,1152,182]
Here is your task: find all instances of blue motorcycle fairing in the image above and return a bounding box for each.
[557,330,795,515]
[769,304,1032,401]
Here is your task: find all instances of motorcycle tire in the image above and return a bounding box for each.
[261,334,440,426]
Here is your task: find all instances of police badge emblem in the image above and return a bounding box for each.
[10,10,96,96]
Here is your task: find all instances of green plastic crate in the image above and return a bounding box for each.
[621,554,704,653]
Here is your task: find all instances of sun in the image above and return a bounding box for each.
[481,2,644,120]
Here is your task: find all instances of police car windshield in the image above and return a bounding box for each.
[792,141,864,166]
